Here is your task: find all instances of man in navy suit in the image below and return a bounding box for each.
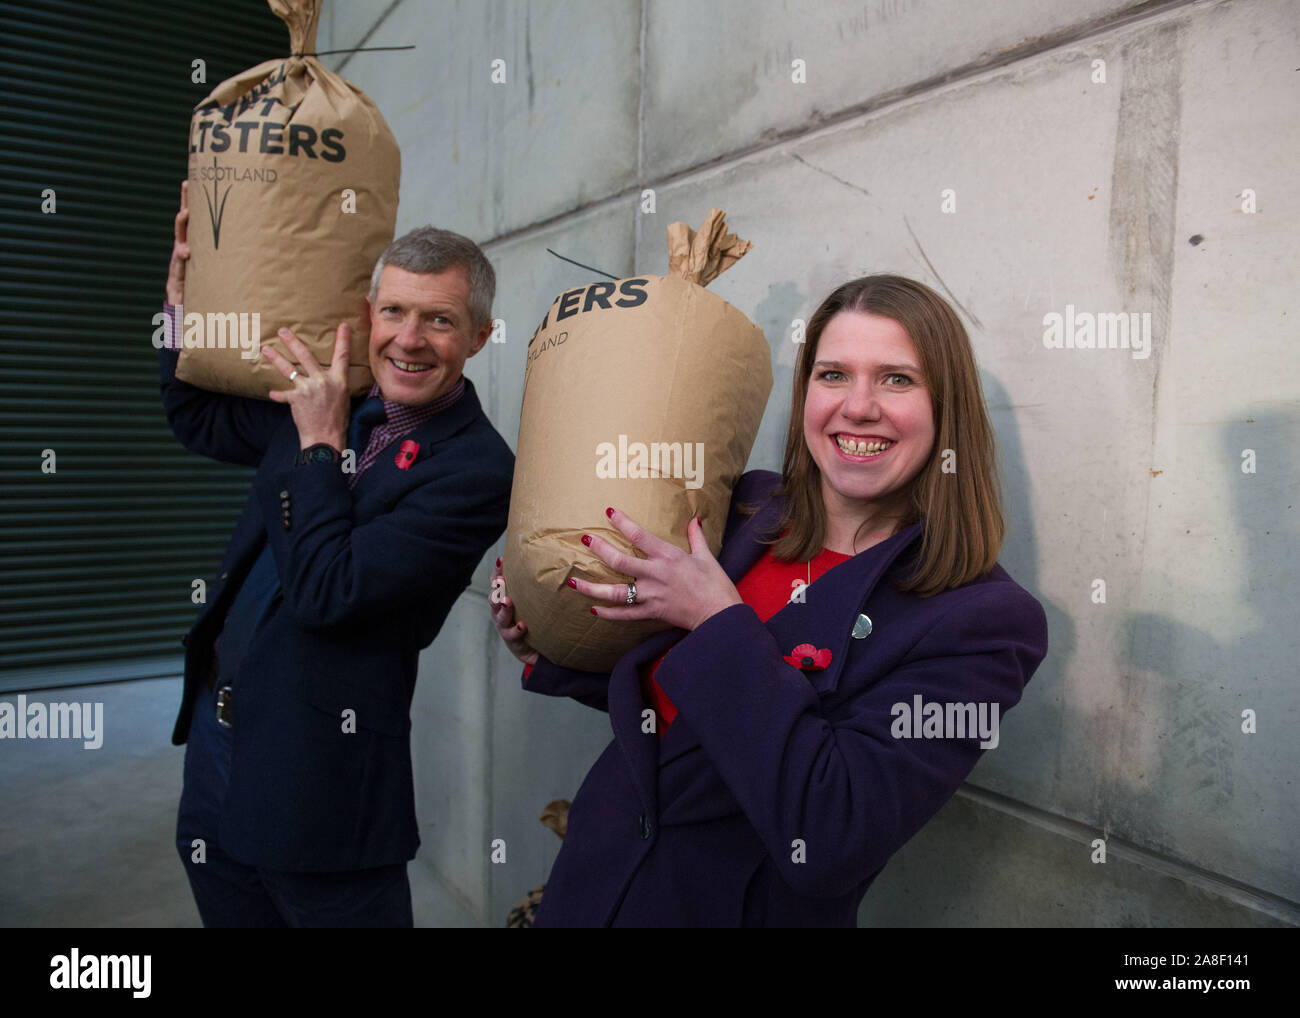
[161,184,513,926]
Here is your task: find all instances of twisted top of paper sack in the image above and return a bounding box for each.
[666,208,753,287]
[270,0,322,56]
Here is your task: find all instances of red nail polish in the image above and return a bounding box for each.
[605,507,615,518]
[590,607,599,616]
[496,557,502,567]
[581,534,592,546]
[566,578,577,589]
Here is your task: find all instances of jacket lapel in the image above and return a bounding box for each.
[607,483,924,814]
[717,489,787,582]
[349,378,487,510]
[606,628,681,822]
[607,492,791,803]
[763,522,924,695]
[717,484,925,695]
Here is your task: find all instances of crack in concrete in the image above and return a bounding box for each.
[789,152,872,199]
[903,215,985,330]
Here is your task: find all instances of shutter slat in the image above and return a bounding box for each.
[0,0,287,680]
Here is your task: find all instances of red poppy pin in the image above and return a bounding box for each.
[784,643,832,672]
[395,440,418,470]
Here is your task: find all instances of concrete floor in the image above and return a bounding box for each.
[6,677,1288,928]
[0,677,486,928]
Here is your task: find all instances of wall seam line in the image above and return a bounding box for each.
[634,0,648,267]
[477,0,1210,252]
[959,783,1300,922]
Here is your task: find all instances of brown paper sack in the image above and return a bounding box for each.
[504,209,773,673]
[176,0,399,398]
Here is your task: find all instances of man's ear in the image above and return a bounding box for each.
[468,318,493,358]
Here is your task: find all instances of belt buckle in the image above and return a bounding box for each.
[215,684,233,728]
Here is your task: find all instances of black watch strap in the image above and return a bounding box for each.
[295,444,341,467]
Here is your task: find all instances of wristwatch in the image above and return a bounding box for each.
[295,443,341,467]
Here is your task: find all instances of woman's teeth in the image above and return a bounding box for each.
[391,359,433,373]
[836,435,893,455]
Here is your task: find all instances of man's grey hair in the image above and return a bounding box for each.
[369,226,496,330]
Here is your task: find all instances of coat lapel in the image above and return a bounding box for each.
[607,490,791,805]
[348,378,487,510]
[606,628,681,822]
[607,483,924,816]
[716,483,925,696]
[763,522,923,695]
[719,488,785,581]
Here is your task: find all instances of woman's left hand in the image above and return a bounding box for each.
[571,507,743,631]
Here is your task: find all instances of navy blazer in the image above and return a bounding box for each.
[524,469,1048,926]
[160,348,512,872]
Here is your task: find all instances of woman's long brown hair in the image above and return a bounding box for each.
[768,275,1004,596]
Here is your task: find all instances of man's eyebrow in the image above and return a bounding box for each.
[378,300,459,317]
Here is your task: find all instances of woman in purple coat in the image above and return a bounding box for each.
[491,274,1048,927]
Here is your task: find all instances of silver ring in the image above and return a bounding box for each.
[288,370,300,382]
[625,580,637,605]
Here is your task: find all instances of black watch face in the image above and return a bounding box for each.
[304,446,335,464]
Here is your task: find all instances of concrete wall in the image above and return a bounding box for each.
[320,0,1300,926]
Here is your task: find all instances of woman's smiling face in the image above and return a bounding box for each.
[803,310,935,524]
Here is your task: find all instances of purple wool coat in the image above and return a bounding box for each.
[523,469,1048,927]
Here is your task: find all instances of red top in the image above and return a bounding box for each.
[641,545,851,737]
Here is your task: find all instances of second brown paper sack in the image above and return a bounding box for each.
[504,209,773,673]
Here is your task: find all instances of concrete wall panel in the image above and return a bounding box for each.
[642,0,1153,177]
[860,791,1298,927]
[325,0,641,242]
[411,593,494,922]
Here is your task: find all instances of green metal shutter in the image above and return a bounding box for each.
[0,0,290,691]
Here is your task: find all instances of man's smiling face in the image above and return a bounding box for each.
[367,264,491,406]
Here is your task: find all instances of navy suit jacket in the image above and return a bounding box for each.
[160,348,512,872]
[524,469,1048,926]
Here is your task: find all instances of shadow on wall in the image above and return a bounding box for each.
[929,368,1067,924]
[851,365,1061,926]
[981,369,1069,760]
[751,279,807,465]
[1114,410,1297,895]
